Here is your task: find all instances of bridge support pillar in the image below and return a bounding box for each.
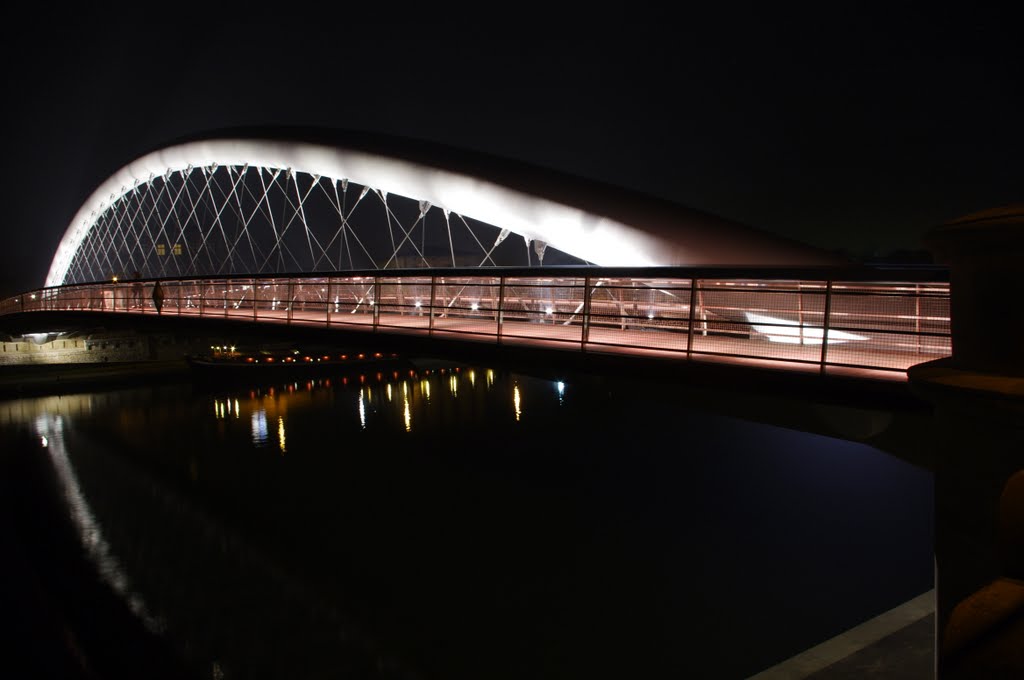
[909,205,1024,678]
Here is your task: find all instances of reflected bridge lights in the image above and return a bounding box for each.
[744,312,867,345]
[513,382,522,422]
[556,380,565,406]
[251,409,269,444]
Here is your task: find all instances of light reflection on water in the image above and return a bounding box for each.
[1,364,934,680]
[33,412,162,633]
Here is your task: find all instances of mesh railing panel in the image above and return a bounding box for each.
[431,276,502,338]
[2,273,953,376]
[376,277,434,333]
[825,281,951,369]
[324,277,376,326]
[689,280,828,364]
[499,277,586,345]
[586,277,692,350]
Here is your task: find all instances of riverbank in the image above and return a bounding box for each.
[0,360,192,399]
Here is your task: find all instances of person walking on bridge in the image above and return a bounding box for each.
[152,280,165,314]
[130,272,143,309]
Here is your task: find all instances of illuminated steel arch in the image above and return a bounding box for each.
[47,136,836,287]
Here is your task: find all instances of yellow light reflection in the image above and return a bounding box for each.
[278,416,286,453]
[449,375,458,397]
[513,383,521,422]
[422,379,431,401]
[403,394,412,432]
[234,399,240,419]
[468,369,476,387]
[487,369,494,389]
[386,383,392,402]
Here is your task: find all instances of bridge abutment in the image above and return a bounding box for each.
[910,204,1024,678]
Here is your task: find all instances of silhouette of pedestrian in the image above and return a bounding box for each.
[131,271,143,309]
[152,281,165,314]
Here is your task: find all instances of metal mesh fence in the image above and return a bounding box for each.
[2,273,952,375]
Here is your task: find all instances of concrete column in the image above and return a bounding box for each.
[908,204,1024,678]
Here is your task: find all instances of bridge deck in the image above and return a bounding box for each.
[4,273,951,382]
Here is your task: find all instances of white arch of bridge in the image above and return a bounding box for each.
[47,138,835,287]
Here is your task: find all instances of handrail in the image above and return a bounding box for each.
[0,270,952,378]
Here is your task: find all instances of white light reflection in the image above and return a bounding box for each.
[745,312,866,345]
[278,417,286,453]
[251,410,268,444]
[387,383,393,402]
[403,395,412,432]
[556,381,565,406]
[358,393,366,429]
[234,399,240,419]
[513,383,522,422]
[34,414,161,632]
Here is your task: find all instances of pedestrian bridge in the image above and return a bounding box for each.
[10,133,952,382]
[2,266,951,381]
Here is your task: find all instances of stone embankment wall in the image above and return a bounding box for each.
[0,333,208,365]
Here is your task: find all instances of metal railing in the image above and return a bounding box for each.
[1,267,952,377]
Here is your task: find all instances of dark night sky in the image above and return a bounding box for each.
[1,9,1020,297]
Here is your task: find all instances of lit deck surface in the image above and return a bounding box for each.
[5,273,950,383]
[67,304,937,381]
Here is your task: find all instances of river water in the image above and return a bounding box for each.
[1,362,933,679]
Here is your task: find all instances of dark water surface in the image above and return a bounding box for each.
[2,365,933,679]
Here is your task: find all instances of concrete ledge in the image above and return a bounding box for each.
[747,590,935,679]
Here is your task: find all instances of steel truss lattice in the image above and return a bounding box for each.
[62,164,585,285]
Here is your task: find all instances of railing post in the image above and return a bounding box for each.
[820,280,833,375]
[915,283,922,355]
[496,276,506,345]
[326,278,333,327]
[687,278,699,357]
[223,280,229,318]
[429,276,437,336]
[253,281,258,321]
[581,276,593,350]
[199,281,205,317]
[287,280,295,324]
[372,277,381,330]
